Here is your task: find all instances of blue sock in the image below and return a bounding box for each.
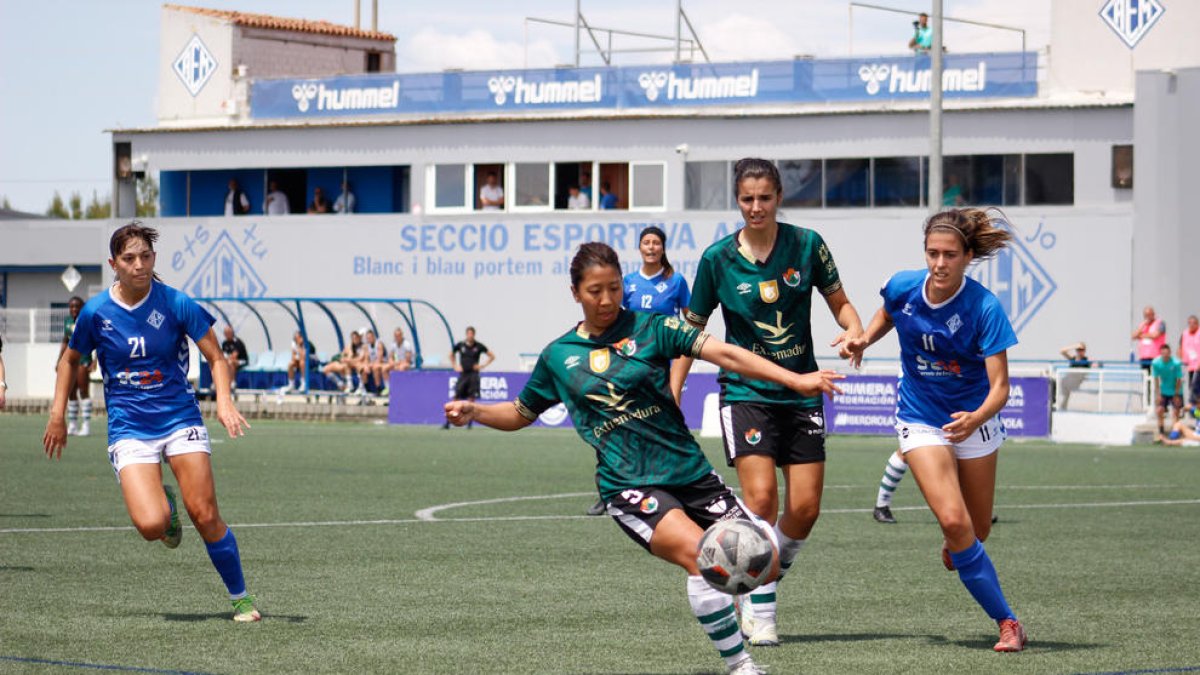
[949,539,1015,622]
[204,527,248,599]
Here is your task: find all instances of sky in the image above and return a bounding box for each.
[0,0,1050,215]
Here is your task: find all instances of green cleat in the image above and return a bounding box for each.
[162,485,182,549]
[232,595,262,622]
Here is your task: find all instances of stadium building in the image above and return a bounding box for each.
[2,0,1198,442]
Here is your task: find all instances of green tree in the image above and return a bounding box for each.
[85,191,111,219]
[46,191,69,219]
[1,195,11,210]
[137,175,159,217]
[69,192,83,220]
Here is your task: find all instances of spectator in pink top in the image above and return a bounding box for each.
[1180,315,1200,403]
[1132,305,1166,371]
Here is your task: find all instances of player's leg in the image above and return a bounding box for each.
[1156,396,1167,434]
[873,450,907,523]
[116,462,173,542]
[167,431,259,622]
[1172,395,1184,428]
[956,451,998,543]
[75,364,93,436]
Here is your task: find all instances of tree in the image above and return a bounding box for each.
[69,192,83,220]
[85,191,111,219]
[46,192,69,219]
[137,175,159,217]
[1,196,10,210]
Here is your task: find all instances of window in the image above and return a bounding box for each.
[474,163,505,211]
[366,52,382,73]
[597,162,628,210]
[873,157,921,207]
[554,162,595,210]
[685,161,731,210]
[824,159,869,207]
[431,164,468,210]
[513,163,551,208]
[629,162,666,210]
[1025,153,1073,205]
[779,160,822,208]
[1112,145,1133,189]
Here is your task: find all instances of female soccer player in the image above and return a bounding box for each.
[58,296,96,436]
[445,242,843,675]
[42,222,259,623]
[844,207,1027,652]
[671,158,864,646]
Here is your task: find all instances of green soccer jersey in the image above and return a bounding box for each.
[515,309,714,499]
[687,222,842,406]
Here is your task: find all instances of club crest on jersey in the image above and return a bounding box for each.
[758,280,780,304]
[737,282,753,295]
[147,310,165,329]
[655,282,667,293]
[639,496,660,514]
[744,428,762,445]
[614,338,637,357]
[783,268,802,287]
[589,348,610,373]
[564,355,581,370]
[946,313,963,335]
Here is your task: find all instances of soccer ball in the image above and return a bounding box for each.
[696,518,779,595]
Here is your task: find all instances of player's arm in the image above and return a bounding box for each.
[445,399,533,431]
[823,287,865,367]
[943,351,1011,443]
[196,329,250,439]
[479,349,495,371]
[669,314,708,405]
[842,306,895,366]
[697,337,843,398]
[43,348,83,458]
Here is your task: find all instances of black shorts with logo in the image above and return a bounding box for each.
[719,401,826,467]
[454,371,481,400]
[604,472,759,552]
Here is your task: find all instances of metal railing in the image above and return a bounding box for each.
[0,307,71,345]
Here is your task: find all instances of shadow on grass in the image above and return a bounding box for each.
[784,631,935,644]
[147,612,309,624]
[0,513,51,518]
[0,566,36,572]
[933,634,1104,652]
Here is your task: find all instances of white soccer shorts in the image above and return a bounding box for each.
[895,416,1005,460]
[107,425,211,478]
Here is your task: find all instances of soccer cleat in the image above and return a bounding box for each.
[728,657,768,675]
[746,618,780,647]
[162,485,182,549]
[586,499,606,516]
[872,506,897,524]
[78,421,90,437]
[941,544,955,571]
[231,595,262,623]
[993,618,1027,652]
[992,513,1000,524]
[66,421,78,436]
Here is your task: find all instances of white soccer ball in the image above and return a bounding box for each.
[696,518,779,595]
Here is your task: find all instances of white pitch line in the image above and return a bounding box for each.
[3,497,1197,535]
[414,492,595,521]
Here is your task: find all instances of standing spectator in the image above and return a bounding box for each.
[285,330,316,393]
[1180,315,1200,403]
[1132,305,1166,370]
[598,181,618,210]
[334,181,356,214]
[220,326,248,390]
[579,172,593,201]
[224,179,250,216]
[264,180,289,215]
[908,12,932,53]
[0,335,7,409]
[443,326,494,429]
[1151,343,1185,435]
[307,187,331,214]
[1057,341,1093,410]
[479,172,504,211]
[567,185,590,210]
[58,296,96,436]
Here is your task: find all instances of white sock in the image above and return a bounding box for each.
[876,451,908,508]
[687,575,748,669]
[773,524,806,580]
[67,400,79,426]
[747,581,777,626]
[81,399,93,422]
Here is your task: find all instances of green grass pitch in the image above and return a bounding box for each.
[2,414,1199,674]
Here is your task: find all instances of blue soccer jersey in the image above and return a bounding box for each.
[68,281,215,444]
[623,270,691,317]
[882,270,1017,427]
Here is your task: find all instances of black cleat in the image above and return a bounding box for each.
[586,499,607,516]
[872,506,897,524]
[991,513,999,524]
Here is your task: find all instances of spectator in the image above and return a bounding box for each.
[479,172,504,210]
[334,181,356,214]
[387,327,415,373]
[0,335,7,409]
[442,326,494,429]
[264,180,289,215]
[908,12,932,53]
[567,185,590,210]
[224,179,250,216]
[361,329,388,395]
[579,172,593,201]
[598,181,618,209]
[322,330,366,392]
[1151,343,1185,434]
[308,187,331,214]
[220,326,248,389]
[942,173,966,207]
[59,295,96,436]
[1133,305,1166,370]
[1180,315,1200,403]
[284,331,316,393]
[1057,342,1093,410]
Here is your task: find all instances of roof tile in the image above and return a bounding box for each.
[165,4,396,42]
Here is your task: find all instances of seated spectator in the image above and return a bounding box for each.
[1056,342,1093,410]
[598,181,618,210]
[220,326,248,388]
[361,329,388,395]
[334,181,356,214]
[285,331,317,393]
[479,172,504,210]
[308,187,331,214]
[387,327,416,375]
[1060,342,1092,368]
[567,185,590,210]
[322,330,366,392]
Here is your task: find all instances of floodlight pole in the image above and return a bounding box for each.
[928,0,944,215]
[675,0,682,62]
[575,0,582,67]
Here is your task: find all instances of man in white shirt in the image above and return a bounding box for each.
[334,181,356,214]
[387,327,415,372]
[479,172,504,210]
[224,179,250,216]
[567,185,590,210]
[264,181,290,215]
